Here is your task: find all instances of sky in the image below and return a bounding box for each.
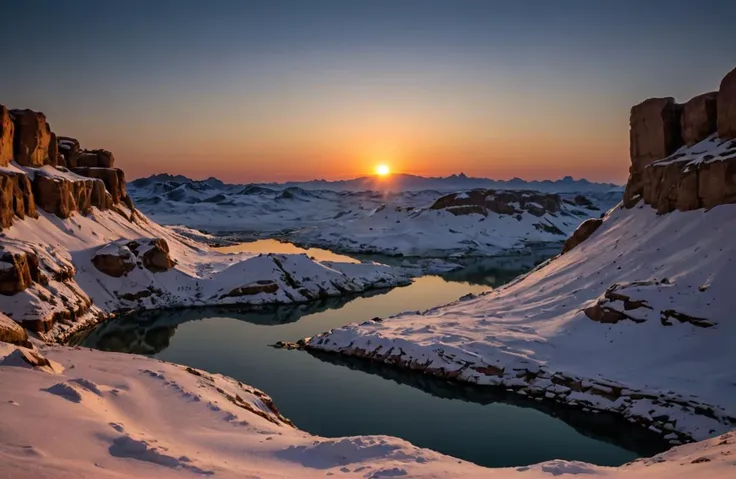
[2,0,735,183]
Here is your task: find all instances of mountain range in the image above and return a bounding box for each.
[131,172,623,194]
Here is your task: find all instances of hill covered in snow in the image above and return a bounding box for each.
[132,171,623,194]
[128,176,621,257]
[298,64,736,448]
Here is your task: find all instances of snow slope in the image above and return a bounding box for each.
[1,342,734,478]
[305,202,736,442]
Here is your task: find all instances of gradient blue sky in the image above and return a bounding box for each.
[3,0,735,182]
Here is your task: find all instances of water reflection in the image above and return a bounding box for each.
[77,242,662,468]
[305,350,669,458]
[76,289,391,354]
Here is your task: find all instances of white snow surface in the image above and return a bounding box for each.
[307,203,736,441]
[128,178,620,257]
[653,134,736,167]
[1,342,735,478]
[0,199,410,341]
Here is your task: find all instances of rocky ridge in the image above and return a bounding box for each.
[623,65,736,213]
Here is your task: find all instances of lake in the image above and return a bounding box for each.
[79,240,667,468]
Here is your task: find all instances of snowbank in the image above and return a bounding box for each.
[0,342,734,478]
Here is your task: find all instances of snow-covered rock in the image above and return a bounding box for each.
[0,200,410,342]
[129,177,617,257]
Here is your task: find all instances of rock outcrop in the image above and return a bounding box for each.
[224,280,280,298]
[562,218,603,253]
[9,109,52,167]
[681,92,718,146]
[629,98,683,169]
[92,238,175,277]
[430,190,562,217]
[717,66,736,140]
[0,170,37,227]
[0,251,40,295]
[58,136,81,168]
[140,238,175,272]
[0,313,31,347]
[624,65,736,213]
[92,244,137,277]
[0,106,14,166]
[72,167,126,203]
[33,173,112,218]
[77,149,115,168]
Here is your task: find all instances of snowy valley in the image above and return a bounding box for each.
[2,60,736,479]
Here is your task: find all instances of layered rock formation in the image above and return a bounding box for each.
[430,189,562,217]
[624,65,736,213]
[9,109,53,167]
[718,66,736,139]
[0,104,133,228]
[0,106,14,166]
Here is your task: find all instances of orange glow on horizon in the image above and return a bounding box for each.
[376,164,391,176]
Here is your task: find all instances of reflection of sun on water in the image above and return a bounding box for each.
[376,164,390,176]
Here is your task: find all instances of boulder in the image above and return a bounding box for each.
[141,238,175,272]
[0,313,31,348]
[72,167,127,204]
[717,66,736,139]
[92,245,136,277]
[225,280,279,297]
[9,109,52,167]
[681,92,718,145]
[0,252,37,295]
[562,218,603,253]
[77,149,115,168]
[0,106,14,166]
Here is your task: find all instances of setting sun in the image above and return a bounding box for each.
[376,164,390,176]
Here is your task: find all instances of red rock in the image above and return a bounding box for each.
[562,218,603,253]
[717,66,736,139]
[0,106,14,167]
[0,313,31,348]
[77,149,115,168]
[0,252,35,295]
[625,98,684,207]
[681,92,718,145]
[72,167,127,204]
[9,109,52,167]
[141,238,175,272]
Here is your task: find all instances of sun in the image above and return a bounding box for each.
[376,164,390,176]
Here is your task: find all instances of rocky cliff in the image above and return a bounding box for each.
[0,105,134,225]
[623,65,736,213]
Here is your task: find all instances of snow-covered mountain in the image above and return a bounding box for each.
[129,176,621,256]
[133,171,622,194]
